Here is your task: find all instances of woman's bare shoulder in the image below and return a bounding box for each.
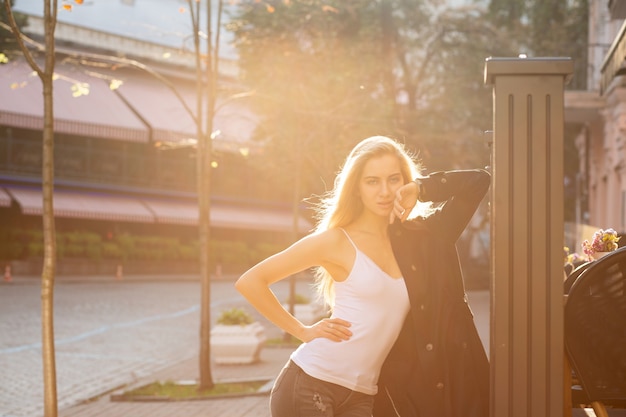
[307,228,354,279]
[301,228,347,253]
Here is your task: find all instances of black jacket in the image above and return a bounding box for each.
[373,169,491,417]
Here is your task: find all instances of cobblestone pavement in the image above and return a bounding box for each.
[56,290,492,417]
[0,276,312,417]
[59,346,294,417]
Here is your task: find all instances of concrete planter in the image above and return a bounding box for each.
[210,322,266,365]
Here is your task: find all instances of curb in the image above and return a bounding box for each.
[109,377,275,402]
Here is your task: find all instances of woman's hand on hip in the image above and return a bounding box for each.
[301,318,352,343]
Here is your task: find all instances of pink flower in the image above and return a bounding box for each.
[581,228,620,259]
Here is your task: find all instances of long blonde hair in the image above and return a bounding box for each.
[313,136,422,307]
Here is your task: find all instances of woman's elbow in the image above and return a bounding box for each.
[234,274,247,294]
[234,272,259,298]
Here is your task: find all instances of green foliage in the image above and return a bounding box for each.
[211,240,250,267]
[229,0,397,196]
[101,241,123,259]
[27,241,43,258]
[59,231,103,260]
[178,242,198,262]
[114,233,134,261]
[216,307,255,326]
[228,0,516,184]
[129,235,181,261]
[487,0,526,27]
[485,0,587,221]
[229,0,588,179]
[486,0,588,90]
[120,379,268,399]
[0,228,280,270]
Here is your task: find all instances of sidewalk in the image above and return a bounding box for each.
[56,344,624,417]
[11,277,622,417]
[59,346,294,417]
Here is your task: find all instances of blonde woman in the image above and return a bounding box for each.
[235,135,489,417]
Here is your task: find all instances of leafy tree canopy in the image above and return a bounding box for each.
[486,0,588,221]
[228,0,518,199]
[487,0,588,90]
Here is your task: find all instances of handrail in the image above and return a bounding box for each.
[600,19,626,94]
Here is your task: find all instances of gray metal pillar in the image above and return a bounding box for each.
[484,57,574,417]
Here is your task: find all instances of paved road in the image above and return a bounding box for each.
[0,277,317,417]
[0,278,490,417]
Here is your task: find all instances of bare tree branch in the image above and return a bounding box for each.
[1,5,43,76]
[0,19,198,125]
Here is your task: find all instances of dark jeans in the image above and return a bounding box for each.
[270,360,375,417]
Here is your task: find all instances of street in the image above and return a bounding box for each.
[0,278,489,417]
[0,277,317,417]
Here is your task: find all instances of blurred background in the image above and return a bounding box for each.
[0,0,621,290]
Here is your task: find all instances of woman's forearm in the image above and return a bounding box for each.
[234,273,307,340]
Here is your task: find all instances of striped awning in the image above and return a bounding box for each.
[5,187,155,223]
[209,204,312,234]
[0,60,149,143]
[142,198,198,226]
[0,58,260,150]
[4,186,313,233]
[110,70,259,152]
[142,198,313,233]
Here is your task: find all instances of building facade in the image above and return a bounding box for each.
[566,0,626,244]
[0,2,311,276]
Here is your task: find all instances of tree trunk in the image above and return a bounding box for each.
[186,0,219,390]
[40,2,58,415]
[41,68,58,417]
[3,0,61,415]
[4,1,60,415]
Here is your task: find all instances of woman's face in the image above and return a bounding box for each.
[358,153,405,217]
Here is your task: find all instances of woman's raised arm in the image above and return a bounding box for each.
[235,231,352,343]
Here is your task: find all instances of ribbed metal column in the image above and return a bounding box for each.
[484,57,574,417]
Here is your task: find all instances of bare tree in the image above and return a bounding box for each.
[3,1,59,415]
[3,0,241,396]
[186,0,224,390]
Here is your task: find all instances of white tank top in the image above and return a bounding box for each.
[290,229,411,395]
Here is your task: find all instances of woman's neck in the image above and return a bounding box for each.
[348,213,389,239]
